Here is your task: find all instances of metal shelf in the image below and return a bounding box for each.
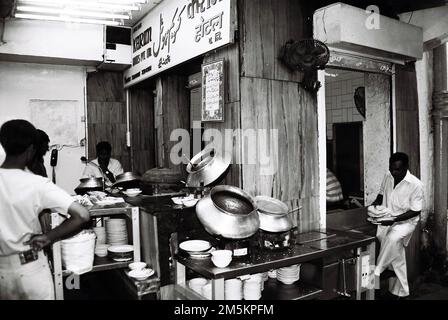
[261,279,323,300]
[51,205,141,300]
[62,256,132,276]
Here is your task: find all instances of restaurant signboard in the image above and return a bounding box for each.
[124,0,233,88]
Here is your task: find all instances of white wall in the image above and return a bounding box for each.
[0,61,87,194]
[399,8,447,224]
[364,73,391,205]
[0,19,104,64]
[415,51,434,224]
[325,69,365,139]
[400,6,448,44]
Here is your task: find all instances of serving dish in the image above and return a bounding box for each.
[108,245,134,262]
[179,240,211,253]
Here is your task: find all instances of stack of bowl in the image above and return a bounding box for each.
[93,226,106,244]
[188,278,209,295]
[277,264,301,284]
[224,278,243,300]
[94,244,109,257]
[243,274,263,300]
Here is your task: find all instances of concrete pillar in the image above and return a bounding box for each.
[432,43,448,257]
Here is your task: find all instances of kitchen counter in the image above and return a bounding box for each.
[123,194,191,216]
[174,229,376,300]
[176,229,374,280]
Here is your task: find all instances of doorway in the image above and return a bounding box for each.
[318,67,392,221]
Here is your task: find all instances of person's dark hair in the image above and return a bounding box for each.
[96,141,112,154]
[0,119,37,156]
[390,152,409,168]
[35,129,50,157]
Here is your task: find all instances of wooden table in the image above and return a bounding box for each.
[174,229,376,300]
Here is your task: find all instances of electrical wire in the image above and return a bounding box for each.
[50,144,80,151]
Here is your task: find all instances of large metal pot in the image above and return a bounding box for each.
[74,177,103,195]
[195,185,259,239]
[255,196,293,232]
[186,148,231,187]
[112,172,141,187]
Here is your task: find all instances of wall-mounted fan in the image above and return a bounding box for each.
[354,86,366,118]
[279,39,330,93]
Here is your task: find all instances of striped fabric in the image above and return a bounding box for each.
[326,169,344,203]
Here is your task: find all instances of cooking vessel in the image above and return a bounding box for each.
[255,195,293,232]
[74,177,103,195]
[195,185,259,239]
[112,172,142,187]
[186,148,231,188]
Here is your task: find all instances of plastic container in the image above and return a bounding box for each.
[61,230,96,275]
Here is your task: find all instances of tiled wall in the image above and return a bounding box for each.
[325,69,365,139]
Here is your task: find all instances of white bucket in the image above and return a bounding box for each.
[61,231,96,275]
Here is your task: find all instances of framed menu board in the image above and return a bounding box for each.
[201,59,225,122]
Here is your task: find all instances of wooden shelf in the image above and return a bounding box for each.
[261,278,323,300]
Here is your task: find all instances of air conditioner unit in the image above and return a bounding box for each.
[97,26,132,71]
[313,2,423,64]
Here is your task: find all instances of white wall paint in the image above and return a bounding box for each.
[399,9,442,225]
[364,73,391,205]
[0,61,87,194]
[317,70,326,230]
[400,6,448,44]
[0,19,104,63]
[415,51,434,225]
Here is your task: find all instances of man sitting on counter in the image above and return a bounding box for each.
[371,152,424,299]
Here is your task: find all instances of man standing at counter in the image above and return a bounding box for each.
[82,141,123,187]
[371,152,424,299]
[0,119,90,300]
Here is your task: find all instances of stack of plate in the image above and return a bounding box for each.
[224,278,243,300]
[105,219,128,245]
[243,274,263,300]
[277,264,301,285]
[93,226,106,245]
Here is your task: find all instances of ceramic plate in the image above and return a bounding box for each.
[179,240,211,253]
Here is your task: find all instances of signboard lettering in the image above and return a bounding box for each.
[124,0,232,88]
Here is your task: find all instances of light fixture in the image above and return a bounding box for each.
[14,0,147,25]
[18,0,140,12]
[17,5,130,19]
[15,13,121,26]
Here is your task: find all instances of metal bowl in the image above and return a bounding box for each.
[112,172,142,187]
[196,185,259,239]
[186,148,231,187]
[74,177,103,195]
[255,196,293,233]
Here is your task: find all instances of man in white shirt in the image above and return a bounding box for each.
[0,119,90,300]
[371,152,424,299]
[82,141,123,187]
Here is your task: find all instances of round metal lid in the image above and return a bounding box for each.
[255,196,288,215]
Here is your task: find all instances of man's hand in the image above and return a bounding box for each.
[24,234,51,251]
